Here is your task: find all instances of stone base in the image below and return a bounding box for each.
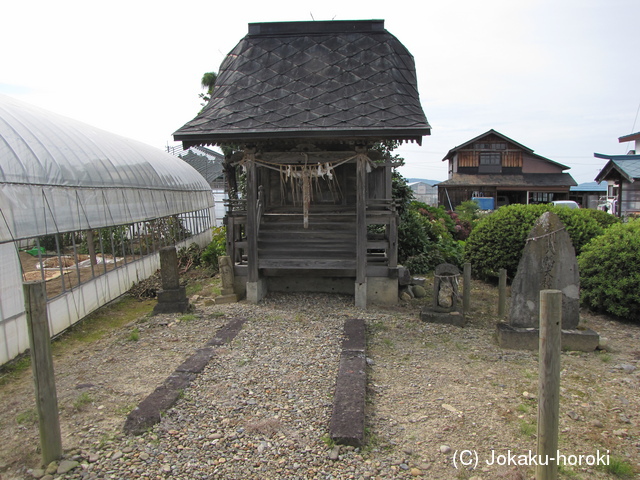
[496,322,600,351]
[420,309,465,327]
[246,278,267,303]
[354,281,367,309]
[215,294,238,305]
[153,287,190,314]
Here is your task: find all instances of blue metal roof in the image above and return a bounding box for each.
[570,181,607,192]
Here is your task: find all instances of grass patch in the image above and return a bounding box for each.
[185,283,204,296]
[516,403,531,414]
[16,408,38,425]
[0,355,31,387]
[128,328,140,342]
[598,351,612,363]
[320,433,335,449]
[52,296,154,352]
[368,321,389,334]
[519,419,536,437]
[73,392,93,410]
[115,403,137,416]
[179,314,198,322]
[599,456,635,478]
[381,338,395,348]
[557,464,580,477]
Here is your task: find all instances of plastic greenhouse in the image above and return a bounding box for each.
[0,94,214,365]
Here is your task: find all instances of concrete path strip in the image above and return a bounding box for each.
[123,317,246,435]
[329,317,367,447]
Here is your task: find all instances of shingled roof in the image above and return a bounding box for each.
[174,20,430,148]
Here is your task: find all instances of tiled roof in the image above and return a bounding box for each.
[167,145,224,186]
[174,20,430,147]
[594,154,640,182]
[437,173,577,188]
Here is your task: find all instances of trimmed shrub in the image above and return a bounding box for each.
[578,219,640,320]
[464,204,605,280]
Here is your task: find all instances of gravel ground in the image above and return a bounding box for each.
[1,278,639,480]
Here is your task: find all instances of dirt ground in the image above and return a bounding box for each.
[0,273,638,479]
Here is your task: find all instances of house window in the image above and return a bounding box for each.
[479,153,501,165]
[529,192,554,204]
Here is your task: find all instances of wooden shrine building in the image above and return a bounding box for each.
[174,20,430,307]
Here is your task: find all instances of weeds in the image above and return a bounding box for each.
[73,392,93,410]
[16,408,38,425]
[599,456,635,478]
[128,328,140,342]
[320,434,335,449]
[519,419,536,437]
[0,355,31,387]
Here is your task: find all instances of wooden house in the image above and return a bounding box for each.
[437,130,576,209]
[594,131,640,216]
[173,20,430,307]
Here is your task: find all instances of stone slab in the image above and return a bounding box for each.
[124,318,246,435]
[330,318,366,447]
[123,372,193,435]
[420,309,465,327]
[509,212,580,329]
[175,347,215,374]
[330,352,366,447]
[205,317,246,346]
[496,322,600,351]
[342,318,366,352]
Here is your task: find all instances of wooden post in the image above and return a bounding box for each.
[245,156,258,283]
[537,289,562,480]
[355,151,368,308]
[24,281,62,464]
[498,268,507,317]
[463,262,471,313]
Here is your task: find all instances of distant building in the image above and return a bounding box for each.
[167,144,227,226]
[594,131,640,217]
[569,182,607,209]
[408,181,438,205]
[437,129,576,209]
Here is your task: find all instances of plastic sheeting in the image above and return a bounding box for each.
[0,94,214,242]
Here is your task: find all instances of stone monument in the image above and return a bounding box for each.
[497,212,599,350]
[420,263,464,327]
[153,246,190,314]
[215,255,238,304]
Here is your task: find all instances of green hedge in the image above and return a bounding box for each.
[578,219,640,321]
[464,204,616,280]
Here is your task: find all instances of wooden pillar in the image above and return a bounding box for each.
[388,213,398,268]
[537,289,562,480]
[24,281,62,464]
[355,151,368,308]
[245,155,259,283]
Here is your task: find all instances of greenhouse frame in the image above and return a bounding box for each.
[0,94,214,365]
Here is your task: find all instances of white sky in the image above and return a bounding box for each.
[2,0,639,184]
